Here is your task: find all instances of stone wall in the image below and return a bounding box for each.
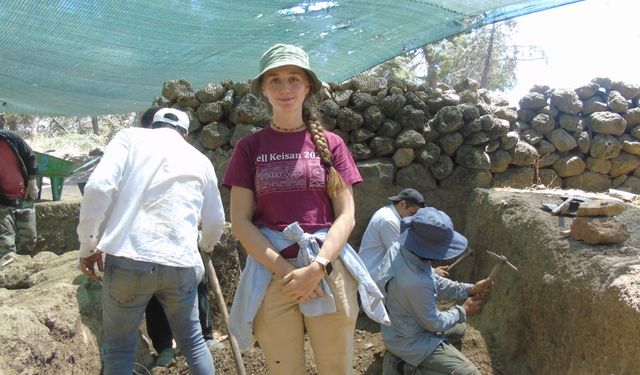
[156,76,640,204]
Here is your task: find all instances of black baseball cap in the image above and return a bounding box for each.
[388,188,425,208]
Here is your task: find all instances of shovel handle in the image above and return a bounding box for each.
[201,252,247,375]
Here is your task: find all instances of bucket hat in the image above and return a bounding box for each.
[398,207,467,260]
[388,188,426,208]
[250,43,323,97]
[152,108,190,134]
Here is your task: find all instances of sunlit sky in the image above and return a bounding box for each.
[502,0,640,105]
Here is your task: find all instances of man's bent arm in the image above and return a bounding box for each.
[77,130,129,257]
[199,165,225,252]
[404,281,466,333]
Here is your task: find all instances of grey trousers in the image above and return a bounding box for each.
[0,201,36,255]
[382,323,480,375]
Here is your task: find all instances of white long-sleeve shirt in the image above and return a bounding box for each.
[358,204,402,276]
[77,127,225,273]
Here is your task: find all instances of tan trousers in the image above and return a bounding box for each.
[254,258,359,375]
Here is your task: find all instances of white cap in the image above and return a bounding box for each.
[152,108,190,134]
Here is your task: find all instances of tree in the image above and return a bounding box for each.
[91,116,100,135]
[366,20,546,91]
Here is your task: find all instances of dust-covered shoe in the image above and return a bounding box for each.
[206,339,224,352]
[154,347,175,367]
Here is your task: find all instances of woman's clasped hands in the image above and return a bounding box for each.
[280,263,326,303]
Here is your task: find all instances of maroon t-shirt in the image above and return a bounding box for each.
[222,126,362,233]
[0,138,25,199]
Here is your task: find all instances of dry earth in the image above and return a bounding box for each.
[150,313,495,375]
[2,186,639,374]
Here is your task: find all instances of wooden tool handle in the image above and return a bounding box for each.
[201,252,247,375]
[488,263,503,280]
[447,252,469,271]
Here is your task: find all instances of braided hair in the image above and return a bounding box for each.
[302,95,346,198]
[259,72,346,198]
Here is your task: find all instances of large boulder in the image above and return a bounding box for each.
[548,128,578,152]
[199,122,232,150]
[433,106,464,133]
[337,107,364,132]
[519,92,547,110]
[394,105,427,131]
[550,89,583,114]
[607,91,629,113]
[395,163,437,191]
[492,167,534,188]
[229,94,269,125]
[440,166,492,188]
[553,155,586,177]
[455,145,490,170]
[590,134,623,159]
[510,141,539,167]
[196,83,227,103]
[588,112,627,136]
[564,171,611,191]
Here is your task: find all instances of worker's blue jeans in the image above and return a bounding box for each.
[101,254,214,375]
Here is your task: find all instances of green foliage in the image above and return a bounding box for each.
[424,20,519,90]
[366,20,546,91]
[1,112,134,156]
[30,133,104,156]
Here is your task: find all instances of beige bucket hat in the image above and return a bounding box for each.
[250,43,323,97]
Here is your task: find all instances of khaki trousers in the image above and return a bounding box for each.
[254,258,359,375]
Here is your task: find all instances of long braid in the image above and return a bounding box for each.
[303,96,346,198]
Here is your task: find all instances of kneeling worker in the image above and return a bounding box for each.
[379,207,492,375]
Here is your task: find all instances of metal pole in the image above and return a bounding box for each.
[200,252,246,375]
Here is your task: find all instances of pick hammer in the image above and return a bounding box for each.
[486,250,518,280]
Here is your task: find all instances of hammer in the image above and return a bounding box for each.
[486,250,518,280]
[446,248,474,272]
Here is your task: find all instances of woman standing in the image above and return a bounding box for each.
[223,44,388,375]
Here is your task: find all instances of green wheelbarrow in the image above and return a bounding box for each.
[35,152,101,201]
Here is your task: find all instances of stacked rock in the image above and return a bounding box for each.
[514,78,640,192]
[153,75,640,193]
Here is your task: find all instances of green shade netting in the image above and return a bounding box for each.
[0,0,581,116]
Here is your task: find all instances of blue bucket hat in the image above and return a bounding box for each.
[250,43,323,97]
[398,207,468,260]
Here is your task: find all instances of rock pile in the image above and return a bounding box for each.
[154,75,640,193]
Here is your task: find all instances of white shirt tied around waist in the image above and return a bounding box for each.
[77,128,225,278]
[228,222,390,351]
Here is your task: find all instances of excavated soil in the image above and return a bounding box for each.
[4,186,640,374]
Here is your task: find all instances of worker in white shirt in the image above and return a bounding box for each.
[359,188,448,281]
[77,108,225,375]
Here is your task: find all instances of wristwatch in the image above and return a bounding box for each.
[312,255,333,275]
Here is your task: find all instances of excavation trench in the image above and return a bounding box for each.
[429,188,640,375]
[2,187,639,374]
